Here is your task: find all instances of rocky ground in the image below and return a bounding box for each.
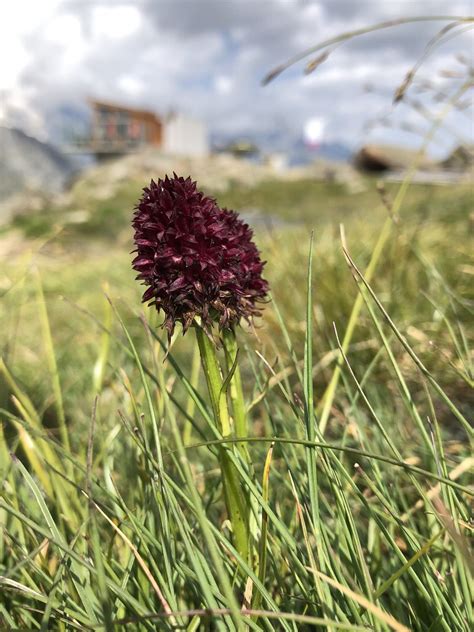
[0,145,365,226]
[2,136,470,230]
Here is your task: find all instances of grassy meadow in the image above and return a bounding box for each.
[0,171,473,630]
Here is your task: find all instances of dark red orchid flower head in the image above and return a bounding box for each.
[132,174,268,336]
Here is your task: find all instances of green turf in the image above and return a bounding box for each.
[0,174,472,631]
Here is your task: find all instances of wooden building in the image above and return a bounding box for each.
[72,100,209,160]
[89,100,163,157]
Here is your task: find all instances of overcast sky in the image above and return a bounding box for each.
[1,0,472,154]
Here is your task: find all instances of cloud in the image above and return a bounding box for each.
[1,0,472,151]
[92,5,142,40]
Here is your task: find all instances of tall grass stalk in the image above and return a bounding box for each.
[318,80,471,434]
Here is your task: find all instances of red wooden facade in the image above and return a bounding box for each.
[90,100,163,153]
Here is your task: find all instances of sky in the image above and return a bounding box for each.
[0,0,472,155]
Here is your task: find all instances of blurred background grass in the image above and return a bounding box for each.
[1,175,472,443]
[1,170,472,630]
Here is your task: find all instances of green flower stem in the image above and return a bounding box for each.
[183,344,201,446]
[195,326,250,566]
[222,328,250,465]
[195,327,231,435]
[222,328,257,569]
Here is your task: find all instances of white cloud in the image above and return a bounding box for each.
[44,13,82,47]
[0,0,472,151]
[0,0,60,91]
[215,76,233,95]
[117,75,144,97]
[92,6,142,41]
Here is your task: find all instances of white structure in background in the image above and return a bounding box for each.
[163,112,209,157]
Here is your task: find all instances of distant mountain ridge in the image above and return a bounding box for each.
[0,127,76,202]
[211,130,352,165]
[286,138,352,165]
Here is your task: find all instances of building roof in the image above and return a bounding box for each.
[89,99,161,123]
